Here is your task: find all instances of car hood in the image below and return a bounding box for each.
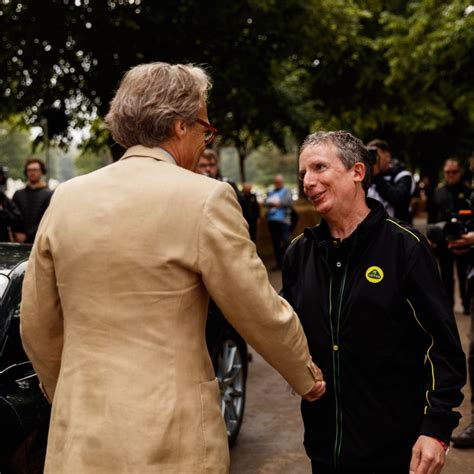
[0,244,31,273]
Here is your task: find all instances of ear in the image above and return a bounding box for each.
[173,118,188,140]
[353,162,366,183]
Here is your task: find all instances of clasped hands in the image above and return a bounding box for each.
[303,363,326,402]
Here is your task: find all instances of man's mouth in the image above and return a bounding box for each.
[310,190,325,203]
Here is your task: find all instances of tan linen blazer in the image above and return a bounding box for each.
[20,146,318,473]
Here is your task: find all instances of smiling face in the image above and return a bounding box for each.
[299,143,365,220]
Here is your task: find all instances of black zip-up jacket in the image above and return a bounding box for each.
[13,185,53,243]
[282,199,466,472]
[372,162,414,222]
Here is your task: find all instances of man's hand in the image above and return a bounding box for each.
[409,435,446,474]
[447,231,474,254]
[302,380,326,401]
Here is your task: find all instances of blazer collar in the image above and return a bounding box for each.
[120,145,177,166]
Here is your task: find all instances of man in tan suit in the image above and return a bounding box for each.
[20,62,325,473]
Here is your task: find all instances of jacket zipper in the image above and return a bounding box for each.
[328,264,348,468]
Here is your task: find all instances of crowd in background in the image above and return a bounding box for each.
[0,158,53,245]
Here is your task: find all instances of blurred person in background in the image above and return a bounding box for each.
[12,158,53,243]
[0,165,25,242]
[240,182,260,242]
[449,229,474,448]
[284,130,465,474]
[264,174,293,270]
[196,148,240,197]
[448,154,474,448]
[196,148,219,177]
[428,158,471,314]
[20,61,325,474]
[367,138,415,223]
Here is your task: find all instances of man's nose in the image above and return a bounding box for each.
[303,173,316,191]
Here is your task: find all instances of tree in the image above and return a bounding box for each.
[301,1,474,178]
[74,149,110,176]
[0,122,32,179]
[2,0,472,183]
[375,0,474,177]
[0,0,372,178]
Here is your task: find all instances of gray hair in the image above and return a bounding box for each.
[105,62,212,148]
[300,130,371,190]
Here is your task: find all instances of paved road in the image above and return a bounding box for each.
[230,268,474,473]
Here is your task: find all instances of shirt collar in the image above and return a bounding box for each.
[120,145,177,165]
[304,198,387,250]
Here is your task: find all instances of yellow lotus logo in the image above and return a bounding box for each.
[365,266,384,283]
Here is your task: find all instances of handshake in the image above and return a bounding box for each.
[303,362,326,402]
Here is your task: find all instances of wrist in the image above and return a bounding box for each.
[433,437,449,454]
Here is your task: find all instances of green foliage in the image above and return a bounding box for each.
[0,0,473,182]
[245,143,298,187]
[374,0,474,175]
[0,123,32,179]
[0,1,372,157]
[74,149,110,176]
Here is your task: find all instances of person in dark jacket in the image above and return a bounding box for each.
[0,165,25,242]
[428,158,471,314]
[449,228,474,448]
[240,182,260,242]
[367,138,415,223]
[283,130,466,473]
[0,192,25,242]
[196,148,241,197]
[12,158,53,243]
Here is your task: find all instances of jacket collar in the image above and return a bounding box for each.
[120,145,177,165]
[27,180,48,190]
[304,198,387,251]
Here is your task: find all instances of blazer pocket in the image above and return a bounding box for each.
[199,378,229,472]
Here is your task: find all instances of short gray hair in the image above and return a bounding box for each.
[300,130,371,190]
[105,62,212,148]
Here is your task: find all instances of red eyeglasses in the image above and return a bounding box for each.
[196,118,218,145]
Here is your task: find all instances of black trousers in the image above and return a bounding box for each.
[267,220,291,267]
[469,281,474,407]
[437,247,469,312]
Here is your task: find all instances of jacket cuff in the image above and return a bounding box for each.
[420,415,457,445]
[307,361,323,382]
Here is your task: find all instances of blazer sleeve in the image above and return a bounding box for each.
[405,238,466,443]
[20,194,63,403]
[197,182,319,395]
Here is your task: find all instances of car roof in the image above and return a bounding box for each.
[0,243,31,274]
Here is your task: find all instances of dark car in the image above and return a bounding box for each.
[0,243,247,472]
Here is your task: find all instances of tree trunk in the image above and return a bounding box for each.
[239,152,246,183]
[236,141,247,183]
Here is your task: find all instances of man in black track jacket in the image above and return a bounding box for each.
[283,131,466,473]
